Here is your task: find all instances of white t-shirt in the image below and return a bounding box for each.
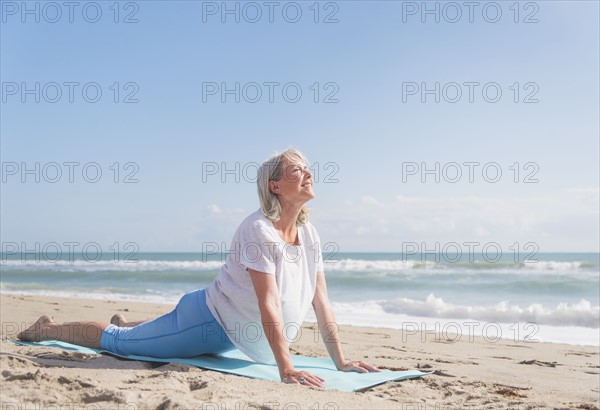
[205,209,324,364]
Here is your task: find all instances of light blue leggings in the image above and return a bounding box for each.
[100,288,235,358]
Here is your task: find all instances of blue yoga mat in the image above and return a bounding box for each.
[7,340,431,391]
[7,340,430,392]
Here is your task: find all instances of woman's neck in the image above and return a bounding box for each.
[272,204,302,243]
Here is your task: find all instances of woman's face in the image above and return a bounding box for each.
[269,156,315,203]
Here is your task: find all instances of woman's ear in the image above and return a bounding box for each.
[269,180,279,194]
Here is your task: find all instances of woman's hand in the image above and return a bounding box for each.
[337,359,383,373]
[281,369,325,388]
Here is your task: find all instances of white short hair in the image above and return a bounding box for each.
[257,147,310,225]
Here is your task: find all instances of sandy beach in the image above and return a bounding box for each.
[1,293,598,409]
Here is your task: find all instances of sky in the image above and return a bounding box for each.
[1,0,599,254]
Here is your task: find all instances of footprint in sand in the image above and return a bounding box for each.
[2,369,50,382]
[495,387,528,398]
[57,375,97,388]
[82,390,125,404]
[518,359,559,367]
[432,369,455,377]
[382,345,407,352]
[189,379,208,391]
[377,365,409,371]
[33,351,94,362]
[2,354,39,368]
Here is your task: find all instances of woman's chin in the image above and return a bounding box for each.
[298,194,315,205]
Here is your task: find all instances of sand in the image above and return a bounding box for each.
[1,293,598,409]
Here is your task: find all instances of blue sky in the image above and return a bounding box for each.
[1,1,598,253]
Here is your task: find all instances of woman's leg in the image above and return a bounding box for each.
[17,315,108,349]
[101,289,234,358]
[17,289,234,357]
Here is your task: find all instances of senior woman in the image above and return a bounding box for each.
[18,148,381,388]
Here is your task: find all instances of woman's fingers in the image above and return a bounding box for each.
[300,371,325,388]
[345,360,383,373]
[282,371,325,388]
[357,361,383,372]
[350,362,368,373]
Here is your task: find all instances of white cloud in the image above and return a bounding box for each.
[355,226,370,235]
[473,225,490,236]
[360,196,382,206]
[188,205,249,247]
[313,188,599,252]
[208,204,222,214]
[180,189,599,252]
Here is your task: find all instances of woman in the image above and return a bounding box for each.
[18,148,381,388]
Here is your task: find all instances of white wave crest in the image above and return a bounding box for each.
[0,259,224,271]
[1,257,593,274]
[324,258,590,274]
[522,261,583,270]
[380,294,600,328]
[324,259,436,271]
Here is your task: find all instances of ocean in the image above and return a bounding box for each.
[1,252,598,346]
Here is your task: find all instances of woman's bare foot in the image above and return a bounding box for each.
[17,315,56,342]
[110,313,147,328]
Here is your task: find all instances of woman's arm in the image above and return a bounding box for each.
[312,270,382,373]
[248,267,325,388]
